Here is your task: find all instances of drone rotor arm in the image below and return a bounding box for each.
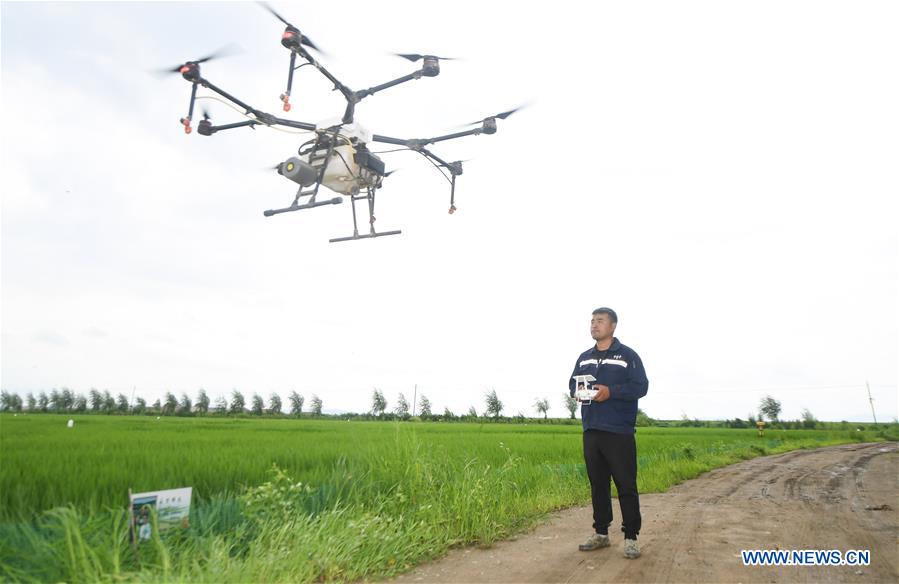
[371,133,410,147]
[196,77,260,117]
[354,69,423,101]
[266,116,317,131]
[198,119,258,135]
[289,47,356,121]
[418,147,463,214]
[418,147,450,168]
[416,127,484,146]
[192,76,317,132]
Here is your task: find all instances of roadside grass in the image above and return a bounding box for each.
[1,415,894,582]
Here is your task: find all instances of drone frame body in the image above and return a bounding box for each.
[172,4,516,242]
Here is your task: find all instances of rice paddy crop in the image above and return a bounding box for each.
[0,414,892,582]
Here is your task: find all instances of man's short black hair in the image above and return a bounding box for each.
[592,307,618,323]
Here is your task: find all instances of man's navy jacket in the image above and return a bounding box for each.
[568,338,648,434]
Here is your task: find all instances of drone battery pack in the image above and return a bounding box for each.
[354,149,386,176]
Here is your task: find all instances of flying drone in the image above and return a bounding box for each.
[164,3,520,242]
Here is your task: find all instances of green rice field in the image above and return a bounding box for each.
[0,414,894,582]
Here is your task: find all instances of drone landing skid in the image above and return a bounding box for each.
[327,187,400,243]
[263,197,342,217]
[329,229,402,243]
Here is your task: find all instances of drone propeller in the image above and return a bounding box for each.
[259,2,323,53]
[394,53,457,62]
[157,46,237,76]
[462,105,525,127]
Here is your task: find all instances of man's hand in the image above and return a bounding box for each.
[592,385,610,402]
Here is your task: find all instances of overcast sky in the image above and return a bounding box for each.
[2,1,896,422]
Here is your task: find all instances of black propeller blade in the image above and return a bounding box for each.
[259,2,322,52]
[157,46,238,76]
[462,105,525,127]
[393,53,460,63]
[261,1,291,26]
[394,53,457,62]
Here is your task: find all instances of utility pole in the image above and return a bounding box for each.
[866,381,877,424]
[412,384,417,417]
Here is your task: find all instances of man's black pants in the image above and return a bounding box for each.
[583,429,641,539]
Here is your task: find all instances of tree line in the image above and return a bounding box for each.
[0,387,581,420]
[3,389,850,429]
[0,388,323,417]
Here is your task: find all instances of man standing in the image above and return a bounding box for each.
[569,307,648,559]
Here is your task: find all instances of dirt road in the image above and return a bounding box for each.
[391,442,898,583]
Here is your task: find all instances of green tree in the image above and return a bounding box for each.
[310,394,323,416]
[73,394,87,412]
[759,395,782,422]
[59,388,75,411]
[102,390,115,413]
[25,393,36,411]
[213,395,228,415]
[162,392,178,415]
[636,408,654,427]
[800,407,817,429]
[178,393,192,416]
[230,390,246,414]
[269,393,282,415]
[485,390,503,418]
[395,393,410,418]
[251,394,265,416]
[49,389,61,412]
[8,393,23,412]
[564,393,578,419]
[371,389,387,416]
[195,389,210,415]
[467,406,477,418]
[37,392,49,412]
[116,393,130,413]
[133,397,147,414]
[88,388,102,412]
[418,394,432,417]
[288,391,304,416]
[0,391,13,411]
[1,392,23,412]
[534,397,550,419]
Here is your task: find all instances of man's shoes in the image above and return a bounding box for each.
[623,538,641,559]
[578,532,611,551]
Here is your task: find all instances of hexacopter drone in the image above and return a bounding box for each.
[165,3,520,242]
